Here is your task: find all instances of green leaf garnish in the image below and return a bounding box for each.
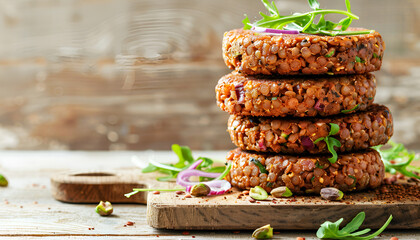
[325,49,335,57]
[243,0,373,36]
[372,141,420,179]
[316,212,392,240]
[341,104,360,114]
[250,158,268,174]
[141,144,229,181]
[314,123,342,163]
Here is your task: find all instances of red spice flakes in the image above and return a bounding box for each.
[33,201,38,204]
[248,198,256,203]
[153,191,160,195]
[125,221,135,226]
[88,227,95,230]
[192,236,196,238]
[390,237,398,240]
[296,237,305,240]
[185,194,192,198]
[175,190,184,195]
[232,231,240,234]
[182,231,189,235]
[242,190,250,195]
[372,184,420,201]
[273,231,280,235]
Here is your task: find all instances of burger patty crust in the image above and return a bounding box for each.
[226,148,385,194]
[228,104,392,154]
[223,28,385,75]
[216,71,376,117]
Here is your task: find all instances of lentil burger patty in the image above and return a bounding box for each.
[216,72,376,117]
[223,28,384,75]
[226,148,385,194]
[228,104,392,154]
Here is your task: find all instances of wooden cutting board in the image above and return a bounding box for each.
[51,170,420,230]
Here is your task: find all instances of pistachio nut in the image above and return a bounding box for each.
[190,183,210,197]
[270,186,293,198]
[96,201,113,216]
[0,174,8,187]
[320,187,344,201]
[249,186,268,200]
[252,224,273,239]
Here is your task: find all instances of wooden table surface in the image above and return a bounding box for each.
[0,150,419,239]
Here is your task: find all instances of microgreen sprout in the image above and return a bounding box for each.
[314,123,342,163]
[317,212,392,240]
[243,0,373,36]
[250,158,268,174]
[372,141,420,179]
[141,144,227,181]
[341,104,360,114]
[124,188,186,198]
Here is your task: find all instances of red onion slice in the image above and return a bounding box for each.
[251,26,300,34]
[301,136,314,150]
[188,159,203,170]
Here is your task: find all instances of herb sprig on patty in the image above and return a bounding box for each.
[243,0,373,36]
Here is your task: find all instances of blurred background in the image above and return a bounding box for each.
[0,0,419,151]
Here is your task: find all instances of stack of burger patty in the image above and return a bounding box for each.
[216,28,392,194]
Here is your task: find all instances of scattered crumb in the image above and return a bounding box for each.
[182,231,189,235]
[126,221,135,226]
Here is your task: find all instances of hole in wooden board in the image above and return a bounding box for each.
[72,172,115,177]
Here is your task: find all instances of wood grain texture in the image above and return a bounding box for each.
[0,150,419,239]
[146,187,420,230]
[0,0,419,151]
[51,170,149,203]
[50,166,420,230]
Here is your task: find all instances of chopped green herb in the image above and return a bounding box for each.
[314,123,341,163]
[325,49,335,57]
[271,97,278,100]
[266,182,274,187]
[281,132,289,140]
[243,0,373,36]
[311,176,316,182]
[341,104,359,114]
[368,97,373,100]
[316,211,392,240]
[372,141,420,179]
[251,158,268,174]
[355,56,365,63]
[373,53,378,58]
[315,161,324,169]
[348,175,357,188]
